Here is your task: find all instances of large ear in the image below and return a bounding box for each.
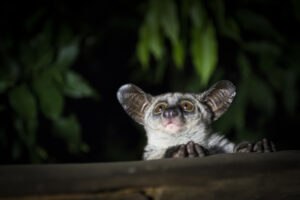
[198,80,236,121]
[117,84,152,125]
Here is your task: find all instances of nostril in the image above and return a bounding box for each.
[163,109,179,118]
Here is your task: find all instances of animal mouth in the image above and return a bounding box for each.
[162,119,184,133]
[164,119,180,125]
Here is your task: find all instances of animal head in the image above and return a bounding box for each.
[117,80,236,135]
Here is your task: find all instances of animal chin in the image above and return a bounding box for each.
[162,120,183,133]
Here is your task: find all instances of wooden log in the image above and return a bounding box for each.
[0,151,299,199]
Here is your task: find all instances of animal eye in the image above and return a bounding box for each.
[153,102,168,115]
[180,100,194,112]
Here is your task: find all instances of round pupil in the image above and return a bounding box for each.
[182,101,193,111]
[154,103,166,113]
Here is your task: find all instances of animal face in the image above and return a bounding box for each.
[117,80,236,135]
[143,93,212,134]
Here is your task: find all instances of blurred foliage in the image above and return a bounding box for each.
[0,0,299,163]
[0,19,97,163]
[136,0,218,85]
[136,0,299,142]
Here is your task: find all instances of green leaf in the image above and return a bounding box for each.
[32,71,64,120]
[136,24,150,69]
[209,0,241,42]
[14,116,37,144]
[137,0,178,68]
[172,40,185,69]
[19,24,53,74]
[191,22,218,85]
[145,0,165,62]
[54,40,79,70]
[159,0,183,68]
[223,18,241,42]
[29,23,54,72]
[9,84,37,119]
[53,115,82,153]
[64,71,98,99]
[148,20,164,61]
[160,0,179,43]
[189,0,206,28]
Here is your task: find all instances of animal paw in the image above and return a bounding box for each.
[234,138,276,153]
[164,141,208,158]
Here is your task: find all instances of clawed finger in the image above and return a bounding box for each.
[194,143,207,157]
[247,143,253,152]
[186,141,196,158]
[271,141,276,152]
[234,142,251,153]
[262,138,270,152]
[233,139,276,154]
[252,139,276,153]
[173,145,186,158]
[253,141,262,153]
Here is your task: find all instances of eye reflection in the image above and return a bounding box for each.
[153,102,168,115]
[180,100,194,112]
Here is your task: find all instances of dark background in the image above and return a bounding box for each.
[0,0,299,164]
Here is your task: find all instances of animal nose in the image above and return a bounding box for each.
[163,108,179,119]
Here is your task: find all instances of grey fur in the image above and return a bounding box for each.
[117,80,237,160]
